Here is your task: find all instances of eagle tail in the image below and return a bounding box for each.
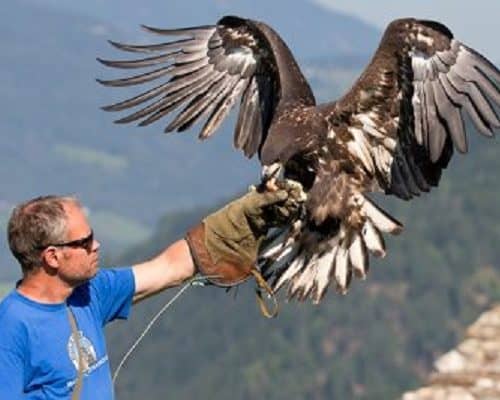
[259,195,403,304]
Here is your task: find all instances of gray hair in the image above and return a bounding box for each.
[7,195,81,274]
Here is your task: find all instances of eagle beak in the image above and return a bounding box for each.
[261,163,283,192]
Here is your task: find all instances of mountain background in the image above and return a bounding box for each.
[1,0,499,399]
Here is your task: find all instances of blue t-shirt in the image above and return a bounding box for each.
[0,267,135,399]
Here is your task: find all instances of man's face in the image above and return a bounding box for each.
[56,202,100,285]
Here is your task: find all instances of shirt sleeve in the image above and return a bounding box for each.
[90,267,136,325]
[0,347,24,400]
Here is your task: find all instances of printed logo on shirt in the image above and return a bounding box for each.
[67,330,97,372]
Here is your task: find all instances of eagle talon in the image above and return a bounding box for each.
[265,178,279,192]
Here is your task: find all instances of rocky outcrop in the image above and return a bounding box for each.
[402,304,500,400]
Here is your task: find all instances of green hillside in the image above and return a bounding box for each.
[106,131,500,399]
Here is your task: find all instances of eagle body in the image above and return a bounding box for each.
[99,16,499,303]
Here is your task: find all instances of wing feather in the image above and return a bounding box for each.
[106,38,204,54]
[449,67,499,126]
[412,81,425,146]
[140,24,215,38]
[97,52,179,69]
[200,78,250,139]
[442,73,495,137]
[234,79,258,149]
[165,74,232,131]
[102,65,214,113]
[432,80,467,152]
[101,82,172,112]
[424,80,448,162]
[97,65,174,87]
[453,57,500,104]
[462,45,500,82]
[396,149,421,196]
[115,69,223,125]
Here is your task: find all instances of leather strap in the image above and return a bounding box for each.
[251,268,279,318]
[67,306,84,400]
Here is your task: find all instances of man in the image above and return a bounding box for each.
[0,188,299,399]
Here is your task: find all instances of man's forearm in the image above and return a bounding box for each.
[132,239,196,303]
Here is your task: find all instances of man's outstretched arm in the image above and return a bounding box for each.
[131,185,303,304]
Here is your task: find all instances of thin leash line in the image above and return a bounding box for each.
[112,274,219,386]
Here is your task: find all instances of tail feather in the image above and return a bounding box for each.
[334,246,350,293]
[260,227,291,259]
[258,195,403,303]
[358,195,403,234]
[311,247,337,303]
[289,254,318,300]
[362,220,386,258]
[349,233,368,279]
[274,254,306,293]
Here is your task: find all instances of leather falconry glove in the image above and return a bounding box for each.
[186,183,303,288]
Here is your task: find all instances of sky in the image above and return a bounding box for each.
[313,0,500,62]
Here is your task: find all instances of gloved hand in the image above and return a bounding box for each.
[186,182,304,286]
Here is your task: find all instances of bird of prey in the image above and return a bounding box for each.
[98,16,499,304]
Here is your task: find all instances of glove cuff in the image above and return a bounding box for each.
[185,223,254,287]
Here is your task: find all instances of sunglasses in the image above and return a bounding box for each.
[40,230,94,253]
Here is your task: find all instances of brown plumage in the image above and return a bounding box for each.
[98,16,499,303]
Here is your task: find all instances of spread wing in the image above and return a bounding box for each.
[260,18,499,303]
[98,15,314,158]
[322,18,499,200]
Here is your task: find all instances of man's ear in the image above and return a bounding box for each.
[41,247,61,269]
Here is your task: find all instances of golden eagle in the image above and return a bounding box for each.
[98,16,499,303]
